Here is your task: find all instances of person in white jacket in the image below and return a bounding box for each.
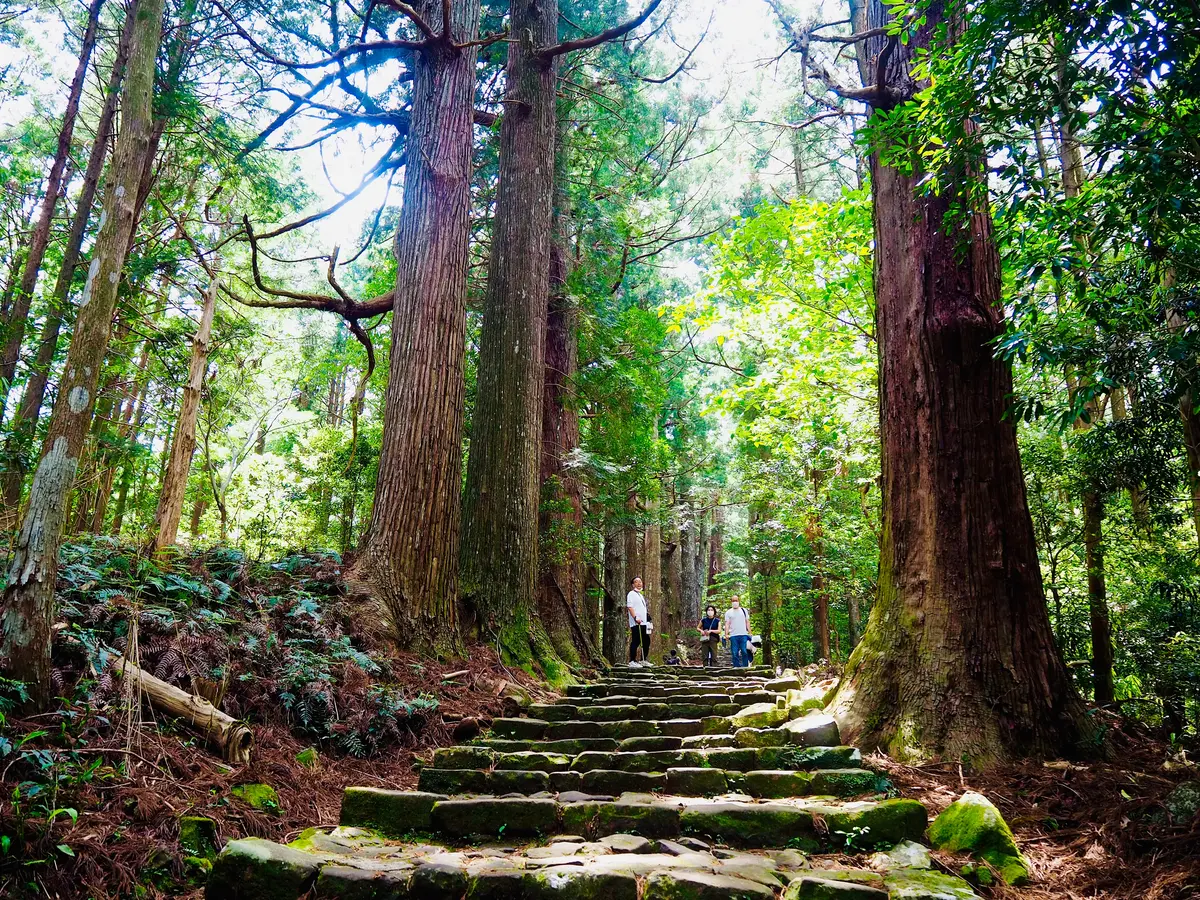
[627,577,650,665]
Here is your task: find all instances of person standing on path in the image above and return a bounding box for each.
[627,576,650,665]
[724,595,751,667]
[699,605,721,666]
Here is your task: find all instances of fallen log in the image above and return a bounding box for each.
[112,654,253,764]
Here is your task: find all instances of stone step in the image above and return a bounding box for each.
[490,717,722,741]
[568,683,776,700]
[337,790,926,848]
[472,737,622,754]
[415,765,884,798]
[206,825,980,900]
[527,701,744,721]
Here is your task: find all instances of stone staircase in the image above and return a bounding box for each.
[206,666,981,899]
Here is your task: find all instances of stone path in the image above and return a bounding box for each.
[206,666,981,899]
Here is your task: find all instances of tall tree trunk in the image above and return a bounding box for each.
[0,4,134,520]
[459,0,559,659]
[826,0,1090,762]
[0,0,167,710]
[602,521,625,664]
[663,504,683,653]
[707,503,724,592]
[643,496,662,661]
[810,468,831,662]
[354,0,481,655]
[535,131,586,662]
[1083,490,1114,704]
[0,0,106,419]
[1110,387,1149,524]
[680,501,698,626]
[623,491,642,595]
[149,273,216,552]
[694,506,708,609]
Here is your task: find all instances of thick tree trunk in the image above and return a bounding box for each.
[680,502,698,626]
[827,0,1090,763]
[459,0,559,660]
[602,522,626,664]
[643,498,662,661]
[694,506,708,607]
[0,0,105,419]
[0,6,133,520]
[150,275,216,552]
[623,491,642,593]
[707,503,724,592]
[663,507,683,653]
[0,0,167,710]
[1180,394,1200,547]
[354,0,480,655]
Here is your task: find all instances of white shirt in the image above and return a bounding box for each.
[725,606,750,636]
[627,590,647,627]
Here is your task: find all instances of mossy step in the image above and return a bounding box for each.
[413,765,883,800]
[528,702,742,722]
[336,789,926,849]
[568,745,862,774]
[546,719,712,740]
[208,827,978,900]
[472,737,621,754]
[569,693,737,707]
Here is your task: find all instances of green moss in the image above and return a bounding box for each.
[230,783,280,813]
[178,815,218,858]
[927,791,1029,886]
[295,747,319,768]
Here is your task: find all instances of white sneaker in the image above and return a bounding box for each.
[627,661,642,668]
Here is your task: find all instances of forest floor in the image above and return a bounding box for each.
[0,541,1197,899]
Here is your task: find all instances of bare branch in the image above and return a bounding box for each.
[538,0,664,60]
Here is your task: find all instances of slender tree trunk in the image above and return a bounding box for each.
[1110,387,1149,524]
[150,274,216,552]
[0,0,167,710]
[623,491,642,592]
[847,591,862,648]
[644,496,662,661]
[810,468,831,662]
[1083,490,1114,704]
[459,0,559,659]
[0,0,106,419]
[706,503,724,592]
[694,506,708,607]
[602,521,625,664]
[354,0,481,655]
[664,504,683,653]
[0,5,134,520]
[827,0,1090,762]
[680,502,698,626]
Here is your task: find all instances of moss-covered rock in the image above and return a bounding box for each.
[206,837,321,900]
[781,715,840,747]
[665,767,728,796]
[430,797,558,839]
[809,769,887,797]
[926,791,1029,886]
[494,751,572,772]
[642,869,775,900]
[431,746,494,769]
[491,717,549,740]
[734,727,788,748]
[313,863,413,899]
[784,875,888,899]
[339,787,443,837]
[743,770,813,799]
[491,768,552,793]
[295,747,319,769]
[729,703,789,729]
[417,767,491,795]
[230,783,280,813]
[178,815,218,859]
[559,800,681,838]
[882,867,977,899]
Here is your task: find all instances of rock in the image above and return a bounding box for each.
[206,838,322,900]
[339,788,443,837]
[809,769,885,797]
[681,734,739,749]
[178,815,218,859]
[622,736,685,751]
[743,770,813,799]
[409,861,471,898]
[665,767,728,796]
[734,727,788,748]
[642,869,775,899]
[230,783,280,813]
[560,800,682,839]
[867,840,932,871]
[314,863,412,898]
[491,718,549,740]
[729,703,789,729]
[430,797,558,839]
[1163,780,1200,823]
[927,791,1029,886]
[551,771,584,793]
[883,868,977,899]
[785,876,888,899]
[432,746,494,769]
[781,715,840,747]
[492,769,552,794]
[598,833,654,853]
[418,767,491,795]
[761,745,861,770]
[295,747,318,769]
[701,716,733,735]
[580,770,665,795]
[767,848,808,870]
[676,836,711,852]
[523,867,640,899]
[765,677,803,693]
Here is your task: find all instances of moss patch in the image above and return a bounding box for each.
[927,791,1030,886]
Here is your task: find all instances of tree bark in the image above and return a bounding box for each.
[602,521,626,664]
[694,505,708,607]
[458,0,559,658]
[1083,489,1114,704]
[707,503,724,592]
[354,0,480,655]
[680,501,698,626]
[663,504,683,653]
[810,468,831,662]
[643,497,662,661]
[0,4,134,521]
[0,0,106,419]
[826,0,1091,763]
[150,274,216,552]
[0,0,167,710]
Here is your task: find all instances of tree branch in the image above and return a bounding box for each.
[538,0,664,60]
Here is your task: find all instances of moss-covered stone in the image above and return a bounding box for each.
[313,863,412,899]
[743,770,813,799]
[418,768,492,795]
[700,747,761,772]
[781,715,840,747]
[430,797,558,839]
[339,787,443,837]
[701,716,733,735]
[882,867,977,899]
[580,769,665,795]
[409,861,470,898]
[295,747,319,769]
[178,815,218,859]
[230,783,280,813]
[432,746,495,769]
[730,703,789,730]
[491,769,551,794]
[734,727,788,748]
[823,798,928,849]
[681,802,819,849]
[681,734,738,749]
[760,745,861,771]
[809,769,886,797]
[523,867,640,899]
[784,876,888,899]
[642,870,775,900]
[494,751,571,773]
[559,800,681,838]
[926,791,1029,886]
[621,736,684,751]
[490,718,549,740]
[206,837,321,900]
[665,767,728,796]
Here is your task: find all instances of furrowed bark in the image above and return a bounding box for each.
[355,0,480,655]
[824,0,1091,763]
[0,0,106,419]
[459,0,559,660]
[150,274,217,552]
[1,0,167,710]
[602,521,625,664]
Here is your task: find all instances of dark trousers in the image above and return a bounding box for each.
[703,637,718,666]
[629,624,650,661]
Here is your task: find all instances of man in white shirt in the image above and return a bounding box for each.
[724,595,751,667]
[627,577,650,665]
